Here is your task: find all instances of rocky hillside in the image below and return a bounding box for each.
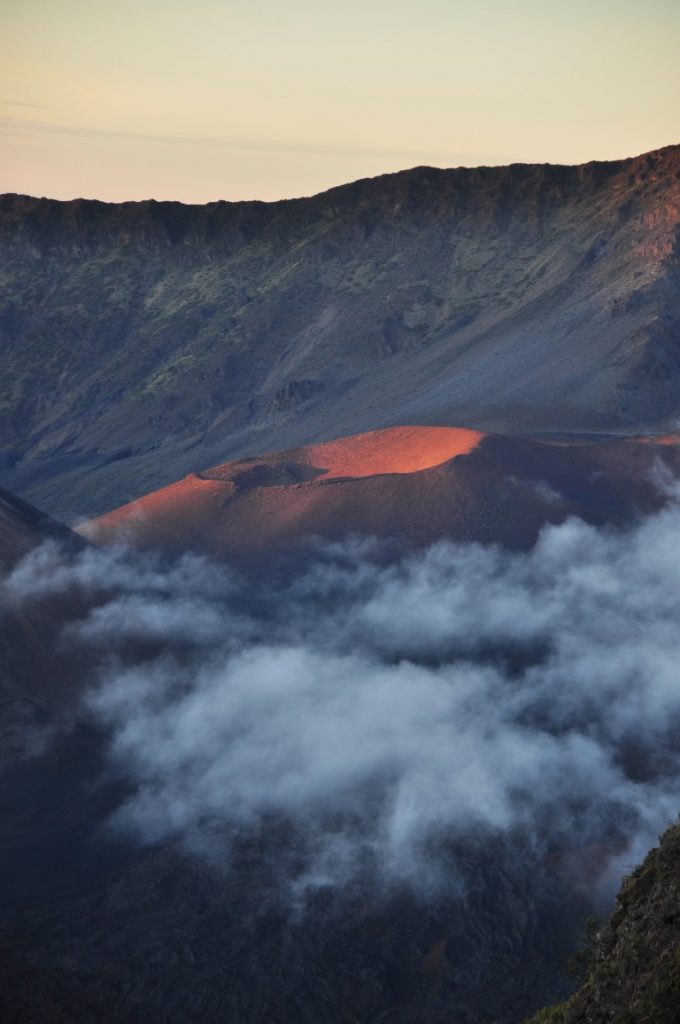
[528,821,680,1024]
[1,144,679,520]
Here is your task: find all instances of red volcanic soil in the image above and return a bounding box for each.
[216,426,485,480]
[630,432,680,446]
[78,425,680,560]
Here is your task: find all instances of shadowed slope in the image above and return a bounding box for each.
[0,488,93,770]
[0,485,81,568]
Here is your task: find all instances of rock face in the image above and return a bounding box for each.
[1,144,679,519]
[527,822,680,1024]
[80,426,680,561]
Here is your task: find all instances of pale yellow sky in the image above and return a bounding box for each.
[1,0,679,202]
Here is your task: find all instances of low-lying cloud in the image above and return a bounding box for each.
[6,503,680,900]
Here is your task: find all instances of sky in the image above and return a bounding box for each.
[1,0,679,203]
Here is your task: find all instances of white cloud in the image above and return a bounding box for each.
[6,504,680,900]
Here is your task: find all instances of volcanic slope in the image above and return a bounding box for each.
[2,144,680,521]
[79,425,680,560]
[0,484,80,568]
[0,486,91,771]
[0,484,88,723]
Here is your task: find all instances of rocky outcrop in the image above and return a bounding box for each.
[527,822,680,1024]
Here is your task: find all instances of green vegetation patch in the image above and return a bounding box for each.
[526,822,680,1024]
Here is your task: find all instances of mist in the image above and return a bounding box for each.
[6,502,680,901]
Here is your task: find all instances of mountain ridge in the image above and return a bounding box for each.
[3,142,678,210]
[1,143,679,521]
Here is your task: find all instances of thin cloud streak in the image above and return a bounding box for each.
[0,99,53,111]
[0,114,481,166]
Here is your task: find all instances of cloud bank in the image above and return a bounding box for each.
[6,504,680,899]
